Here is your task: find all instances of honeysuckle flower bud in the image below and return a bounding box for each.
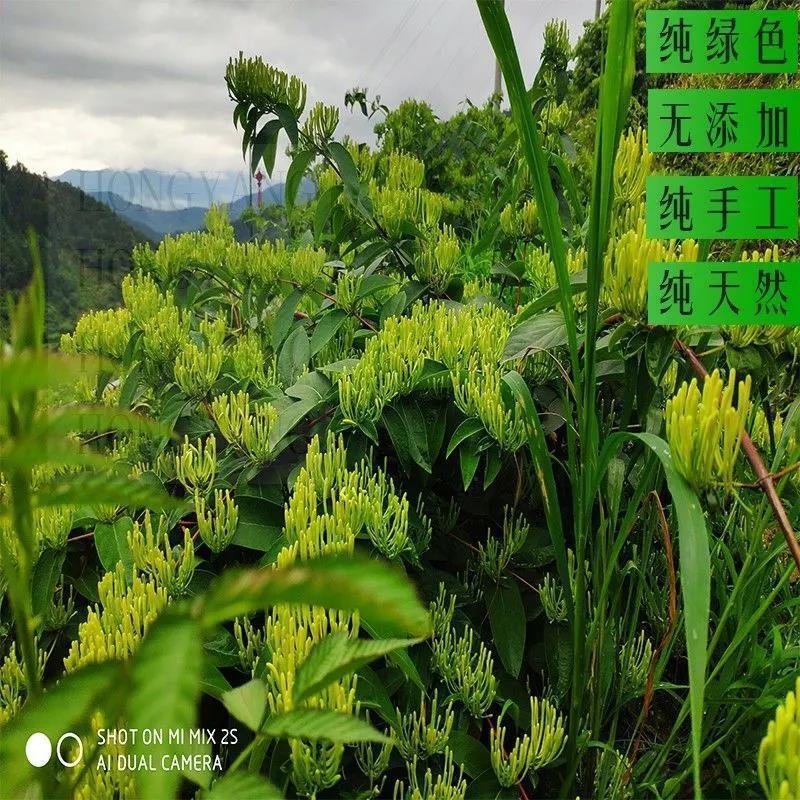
[604,210,699,323]
[395,689,454,761]
[393,747,467,800]
[759,676,799,800]
[302,101,339,147]
[415,224,461,294]
[477,507,530,580]
[538,573,567,623]
[226,52,307,117]
[61,308,131,359]
[620,630,653,696]
[614,128,653,213]
[194,489,238,554]
[121,271,174,327]
[35,505,72,550]
[128,512,195,597]
[0,643,46,725]
[175,435,216,495]
[174,341,223,398]
[384,151,425,191]
[432,625,497,717]
[355,717,394,788]
[665,369,752,492]
[64,563,167,672]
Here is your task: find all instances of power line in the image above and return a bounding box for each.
[365,0,422,88]
[375,0,447,94]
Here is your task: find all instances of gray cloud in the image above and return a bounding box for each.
[0,0,595,177]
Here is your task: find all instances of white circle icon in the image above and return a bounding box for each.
[25,732,52,767]
[56,732,83,767]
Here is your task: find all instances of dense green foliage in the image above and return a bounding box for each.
[0,152,151,341]
[1,4,799,800]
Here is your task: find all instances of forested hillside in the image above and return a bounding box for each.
[0,152,151,340]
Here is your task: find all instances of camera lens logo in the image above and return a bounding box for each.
[25,732,83,768]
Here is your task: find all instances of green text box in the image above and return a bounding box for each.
[646,10,798,73]
[646,176,798,239]
[648,262,800,325]
[649,89,800,153]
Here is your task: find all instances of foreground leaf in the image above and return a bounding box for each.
[293,633,421,705]
[203,772,282,800]
[262,709,388,743]
[130,611,204,800]
[199,554,431,637]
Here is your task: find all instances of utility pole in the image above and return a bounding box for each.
[595,0,602,20]
[493,0,505,106]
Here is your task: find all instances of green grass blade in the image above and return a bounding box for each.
[635,433,710,799]
[475,0,580,392]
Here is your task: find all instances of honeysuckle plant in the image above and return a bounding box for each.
[2,2,799,800]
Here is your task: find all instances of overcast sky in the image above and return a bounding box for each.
[0,0,596,181]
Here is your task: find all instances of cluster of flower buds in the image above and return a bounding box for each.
[619,630,653,697]
[393,747,467,800]
[394,690,454,761]
[193,489,238,553]
[604,211,699,322]
[175,339,223,398]
[301,102,339,148]
[0,643,46,725]
[758,675,799,800]
[35,505,73,550]
[175,435,217,495]
[665,369,752,491]
[229,332,276,390]
[64,563,167,671]
[226,52,307,117]
[233,615,266,675]
[371,186,443,238]
[128,512,195,596]
[121,270,174,327]
[476,507,530,581]
[140,305,190,378]
[594,748,634,800]
[614,128,653,214]
[355,717,394,790]
[211,390,280,464]
[61,308,131,359]
[542,19,571,73]
[500,198,539,238]
[538,573,567,623]
[383,151,425,191]
[431,625,497,717]
[415,224,461,294]
[490,697,566,787]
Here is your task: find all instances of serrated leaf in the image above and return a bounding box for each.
[262,709,388,743]
[200,554,430,637]
[35,471,178,511]
[293,633,420,705]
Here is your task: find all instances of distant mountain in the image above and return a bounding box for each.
[1,152,151,341]
[55,168,252,211]
[88,179,315,238]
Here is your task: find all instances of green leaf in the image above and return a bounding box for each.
[314,185,343,241]
[36,470,179,511]
[447,730,492,779]
[447,418,484,458]
[200,554,431,637]
[203,772,282,800]
[232,497,284,552]
[383,401,432,475]
[94,516,134,573]
[294,633,420,705]
[130,612,204,800]
[503,312,569,362]
[459,438,481,490]
[274,102,299,147]
[487,579,525,678]
[252,119,282,176]
[44,406,168,438]
[309,309,348,356]
[278,326,310,387]
[328,141,359,188]
[0,352,112,399]
[262,709,389,743]
[0,663,121,798]
[286,149,315,209]
[272,287,305,350]
[31,548,65,617]
[222,679,267,731]
[634,432,709,798]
